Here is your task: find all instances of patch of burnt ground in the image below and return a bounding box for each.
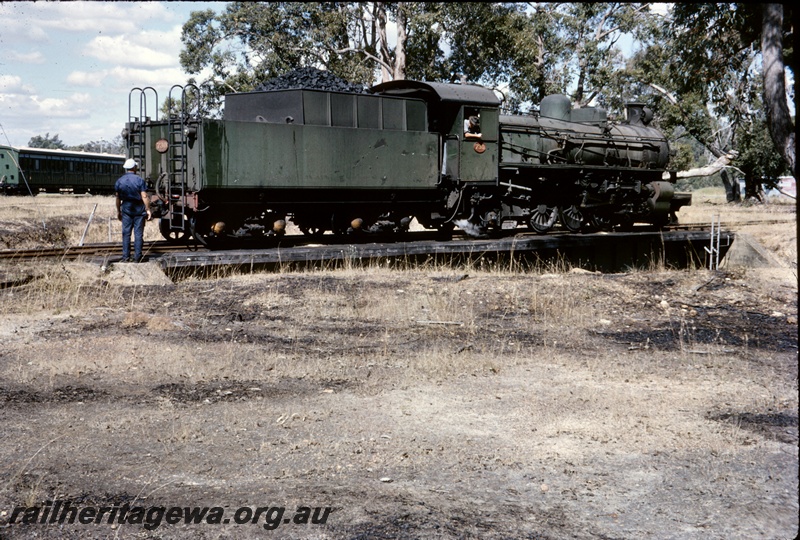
[342,502,571,540]
[0,385,107,405]
[598,307,797,353]
[709,410,799,445]
[152,378,354,404]
[0,217,75,250]
[0,484,141,538]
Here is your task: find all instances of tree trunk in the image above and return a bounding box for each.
[376,3,392,83]
[393,3,408,80]
[761,3,795,176]
[744,176,766,203]
[720,170,741,203]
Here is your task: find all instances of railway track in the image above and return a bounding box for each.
[0,221,767,263]
[0,240,193,261]
[0,220,748,263]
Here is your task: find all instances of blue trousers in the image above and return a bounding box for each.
[121,202,146,260]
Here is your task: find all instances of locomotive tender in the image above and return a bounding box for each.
[124,79,690,244]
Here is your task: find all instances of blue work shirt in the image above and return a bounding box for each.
[115,172,148,213]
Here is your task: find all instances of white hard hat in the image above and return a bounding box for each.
[123,158,138,170]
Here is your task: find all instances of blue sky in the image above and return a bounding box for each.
[0,1,226,148]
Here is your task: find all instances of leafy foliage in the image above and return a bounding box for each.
[27,134,125,155]
[27,133,66,150]
[628,3,794,180]
[735,108,790,195]
[180,3,378,113]
[171,1,792,181]
[70,136,126,155]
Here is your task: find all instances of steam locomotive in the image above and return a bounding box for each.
[123,79,690,245]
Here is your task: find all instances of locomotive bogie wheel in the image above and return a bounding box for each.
[528,205,558,234]
[299,226,326,238]
[189,215,212,247]
[559,205,585,232]
[586,212,614,233]
[436,221,455,240]
[159,217,189,243]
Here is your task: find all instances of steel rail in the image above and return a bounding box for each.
[0,217,787,263]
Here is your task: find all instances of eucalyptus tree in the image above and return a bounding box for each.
[735,101,790,200]
[180,3,374,112]
[69,138,124,154]
[496,3,665,115]
[555,3,657,107]
[179,2,537,113]
[626,3,793,199]
[760,3,794,177]
[27,133,66,150]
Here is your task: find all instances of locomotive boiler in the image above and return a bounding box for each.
[123,78,689,245]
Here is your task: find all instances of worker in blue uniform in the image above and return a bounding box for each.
[115,159,151,262]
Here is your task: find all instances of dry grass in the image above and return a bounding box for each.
[680,187,797,264]
[0,190,797,539]
[0,194,161,249]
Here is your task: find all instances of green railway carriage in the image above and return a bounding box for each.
[0,145,20,193]
[0,144,125,195]
[126,78,688,244]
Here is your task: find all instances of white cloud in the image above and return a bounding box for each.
[66,71,108,88]
[107,66,193,89]
[0,1,174,40]
[1,93,90,120]
[650,3,672,16]
[67,64,191,92]
[85,31,181,69]
[0,5,50,42]
[5,50,46,64]
[0,75,36,95]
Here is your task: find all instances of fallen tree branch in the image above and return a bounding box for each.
[664,151,740,180]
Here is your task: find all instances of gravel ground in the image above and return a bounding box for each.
[0,195,797,539]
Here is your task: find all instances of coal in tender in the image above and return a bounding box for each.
[255,66,368,93]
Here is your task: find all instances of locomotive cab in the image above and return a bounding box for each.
[370,80,501,187]
[455,106,498,184]
[370,80,503,232]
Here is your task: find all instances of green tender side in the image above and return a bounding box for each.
[199,120,441,190]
